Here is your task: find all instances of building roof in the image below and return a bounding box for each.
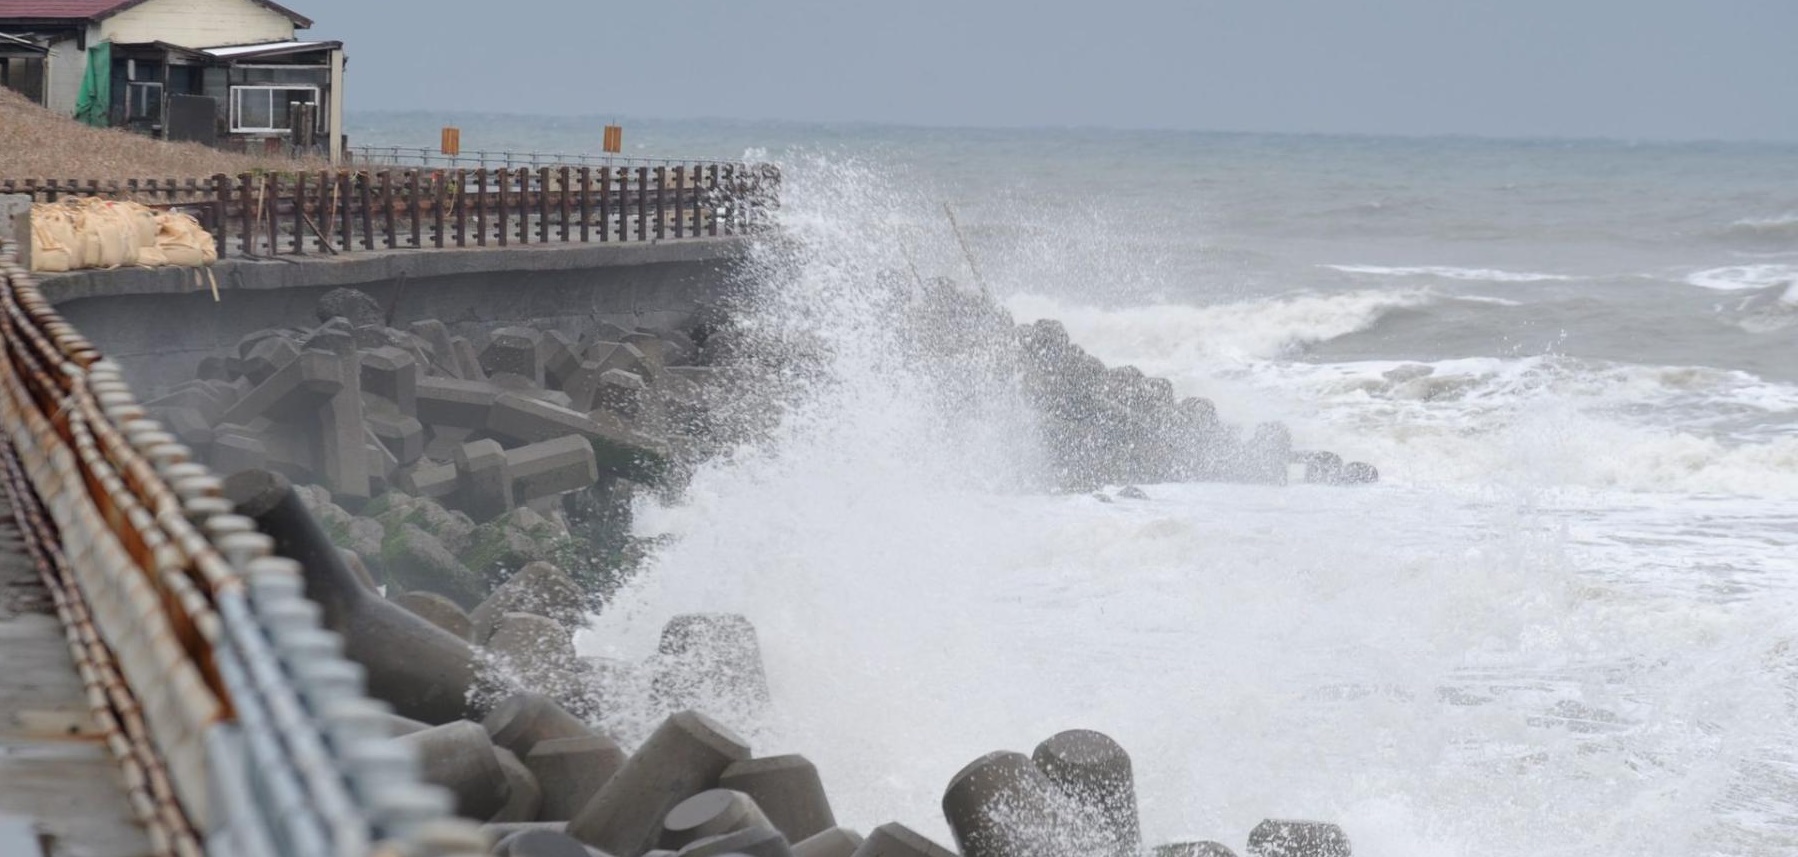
[0,0,312,27]
[201,38,334,59]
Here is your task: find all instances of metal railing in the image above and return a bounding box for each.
[348,145,723,171]
[11,163,780,261]
[0,241,485,857]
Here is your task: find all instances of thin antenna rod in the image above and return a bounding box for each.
[942,202,990,297]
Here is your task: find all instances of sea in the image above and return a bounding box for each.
[359,114,1798,856]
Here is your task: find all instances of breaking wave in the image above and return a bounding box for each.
[1323,264,1581,283]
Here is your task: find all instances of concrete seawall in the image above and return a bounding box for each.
[43,238,754,394]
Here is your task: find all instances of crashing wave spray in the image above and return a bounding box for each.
[582,156,1798,856]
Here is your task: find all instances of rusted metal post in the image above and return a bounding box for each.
[212,174,230,258]
[475,168,487,247]
[653,166,667,240]
[578,167,592,242]
[497,168,509,247]
[433,171,446,249]
[238,173,255,256]
[455,169,468,248]
[559,166,572,243]
[598,167,612,242]
[292,172,305,255]
[410,171,424,248]
[636,167,648,241]
[358,171,375,251]
[265,173,279,256]
[337,171,352,252]
[538,166,551,243]
[379,170,395,249]
[690,163,702,237]
[671,166,685,239]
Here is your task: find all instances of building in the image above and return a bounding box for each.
[0,0,345,161]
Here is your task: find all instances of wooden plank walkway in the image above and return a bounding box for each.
[0,488,151,857]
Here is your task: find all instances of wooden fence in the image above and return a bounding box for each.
[0,162,779,259]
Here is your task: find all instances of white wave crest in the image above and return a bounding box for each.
[1685,264,1798,291]
[1006,289,1431,365]
[1323,264,1579,283]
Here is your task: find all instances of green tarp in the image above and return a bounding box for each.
[74,41,110,127]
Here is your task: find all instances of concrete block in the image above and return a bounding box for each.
[362,346,420,415]
[491,747,546,823]
[567,710,753,855]
[304,316,357,355]
[151,405,215,450]
[146,383,230,425]
[471,561,586,643]
[542,330,585,390]
[526,735,627,822]
[410,319,464,378]
[219,349,344,424]
[487,611,577,686]
[1245,821,1350,857]
[417,377,501,430]
[719,755,835,843]
[1155,844,1238,857]
[319,350,373,501]
[393,720,513,821]
[849,823,956,857]
[1032,729,1139,857]
[489,393,603,445]
[494,830,592,857]
[562,360,610,412]
[367,434,399,481]
[585,340,656,381]
[483,692,594,759]
[507,435,600,504]
[397,458,460,499]
[794,828,864,857]
[425,426,475,461]
[210,428,268,476]
[225,468,482,725]
[393,590,474,641]
[677,827,791,857]
[368,407,426,466]
[595,369,648,418]
[586,410,673,484]
[242,335,301,386]
[196,354,231,381]
[483,327,546,386]
[655,613,771,714]
[453,439,514,522]
[661,789,773,851]
[943,751,1104,857]
[454,336,489,381]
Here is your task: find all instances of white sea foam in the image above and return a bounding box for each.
[1323,264,1579,282]
[578,158,1798,857]
[1686,264,1798,291]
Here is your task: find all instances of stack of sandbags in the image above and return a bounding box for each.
[29,197,217,273]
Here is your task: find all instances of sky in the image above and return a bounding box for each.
[296,0,1798,142]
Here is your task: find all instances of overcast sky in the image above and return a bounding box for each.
[297,0,1798,142]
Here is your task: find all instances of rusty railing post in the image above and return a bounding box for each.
[578,167,591,243]
[635,166,648,242]
[497,168,509,247]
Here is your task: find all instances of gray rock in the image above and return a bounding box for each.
[316,287,386,328]
[384,523,484,608]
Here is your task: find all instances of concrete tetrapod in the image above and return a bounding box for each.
[1245,820,1351,857]
[224,468,481,724]
[492,747,546,823]
[942,751,1107,857]
[392,720,513,820]
[718,755,836,842]
[660,789,774,850]
[792,827,864,857]
[526,734,627,822]
[484,692,594,759]
[676,826,792,857]
[1156,843,1239,857]
[848,823,956,857]
[1030,729,1140,857]
[568,710,753,856]
[654,613,772,713]
[493,830,592,857]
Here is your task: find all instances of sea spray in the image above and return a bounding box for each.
[580,156,1798,856]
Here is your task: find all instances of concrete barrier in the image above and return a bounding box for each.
[718,755,836,843]
[567,710,752,855]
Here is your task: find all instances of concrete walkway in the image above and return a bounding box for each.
[0,487,151,856]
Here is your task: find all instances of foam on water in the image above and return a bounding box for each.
[580,158,1798,856]
[1323,264,1581,283]
[1687,265,1798,292]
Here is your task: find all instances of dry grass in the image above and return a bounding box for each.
[0,85,324,180]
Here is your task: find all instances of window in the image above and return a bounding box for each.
[230,85,318,133]
[126,81,162,121]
